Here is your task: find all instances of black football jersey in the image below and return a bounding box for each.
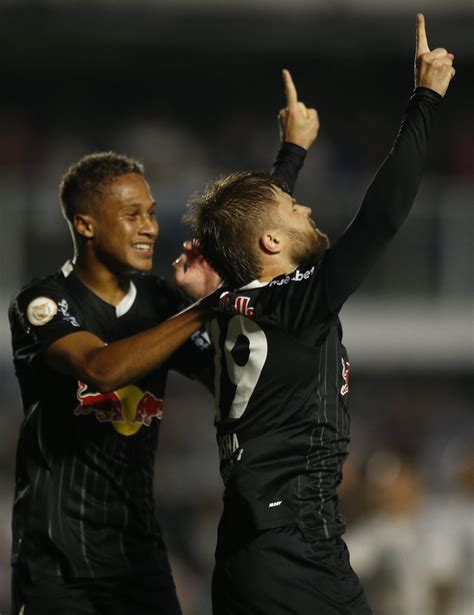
[209,87,442,541]
[210,258,349,540]
[9,261,211,578]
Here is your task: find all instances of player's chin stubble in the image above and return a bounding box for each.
[287,226,330,264]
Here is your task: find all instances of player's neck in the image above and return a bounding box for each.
[73,252,131,307]
[258,256,299,283]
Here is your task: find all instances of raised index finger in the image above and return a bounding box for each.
[416,13,430,57]
[282,69,298,109]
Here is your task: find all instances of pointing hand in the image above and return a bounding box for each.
[415,13,455,97]
[278,69,319,150]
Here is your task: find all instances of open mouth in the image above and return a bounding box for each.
[132,243,153,257]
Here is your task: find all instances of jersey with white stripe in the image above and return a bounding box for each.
[211,258,350,540]
[9,265,210,578]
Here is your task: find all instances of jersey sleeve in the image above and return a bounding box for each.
[154,280,215,379]
[271,142,307,195]
[9,283,85,361]
[322,87,442,312]
[167,328,214,379]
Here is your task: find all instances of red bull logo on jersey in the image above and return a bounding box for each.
[74,381,163,436]
[340,359,350,396]
[219,292,254,317]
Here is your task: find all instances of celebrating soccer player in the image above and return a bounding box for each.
[185,14,455,615]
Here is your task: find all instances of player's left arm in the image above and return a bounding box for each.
[271,69,319,194]
[323,14,455,313]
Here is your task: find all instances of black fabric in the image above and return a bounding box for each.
[271,141,307,195]
[211,294,348,540]
[9,268,211,579]
[212,525,372,615]
[11,564,182,615]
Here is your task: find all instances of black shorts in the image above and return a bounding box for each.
[212,524,372,615]
[11,563,182,615]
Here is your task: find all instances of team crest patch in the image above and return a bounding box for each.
[26,296,58,326]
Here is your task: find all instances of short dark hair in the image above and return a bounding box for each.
[59,151,144,223]
[185,172,287,288]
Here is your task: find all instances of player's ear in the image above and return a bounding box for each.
[73,213,96,239]
[259,230,281,254]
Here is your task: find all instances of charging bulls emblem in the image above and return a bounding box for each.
[75,381,163,436]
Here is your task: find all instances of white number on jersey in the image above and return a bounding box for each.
[211,316,268,421]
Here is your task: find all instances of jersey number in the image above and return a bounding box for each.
[210,316,268,422]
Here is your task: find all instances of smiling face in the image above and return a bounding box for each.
[85,173,158,274]
[271,186,329,264]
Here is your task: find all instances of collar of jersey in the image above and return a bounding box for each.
[61,259,137,318]
[239,279,270,290]
[239,266,301,290]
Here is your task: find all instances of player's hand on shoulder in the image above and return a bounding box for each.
[173,239,222,301]
[415,13,455,97]
[278,69,319,150]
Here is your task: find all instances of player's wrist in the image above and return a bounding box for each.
[193,287,222,314]
[280,141,308,157]
[410,86,443,104]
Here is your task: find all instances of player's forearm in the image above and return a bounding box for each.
[325,87,441,311]
[361,87,441,232]
[82,303,210,392]
[271,142,307,195]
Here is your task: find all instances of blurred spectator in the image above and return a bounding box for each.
[345,450,474,615]
[429,449,474,615]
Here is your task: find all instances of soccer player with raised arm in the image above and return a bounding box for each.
[185,15,455,615]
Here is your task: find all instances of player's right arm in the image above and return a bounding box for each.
[323,14,455,312]
[11,285,215,393]
[47,305,211,392]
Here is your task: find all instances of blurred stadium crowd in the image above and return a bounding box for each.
[0,2,473,613]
